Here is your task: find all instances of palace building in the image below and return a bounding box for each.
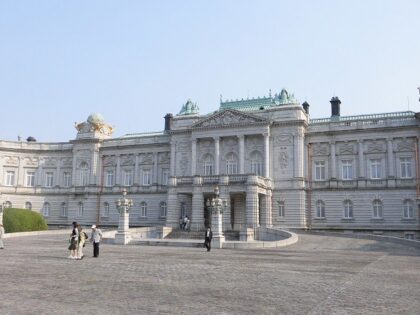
[0,89,419,239]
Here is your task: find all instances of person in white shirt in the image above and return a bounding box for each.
[0,223,5,249]
[90,225,103,258]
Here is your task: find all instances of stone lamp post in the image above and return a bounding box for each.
[114,189,134,245]
[206,186,227,248]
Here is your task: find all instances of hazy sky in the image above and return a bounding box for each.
[1,0,419,142]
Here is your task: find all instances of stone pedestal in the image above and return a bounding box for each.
[240,228,255,241]
[211,210,225,248]
[114,212,131,245]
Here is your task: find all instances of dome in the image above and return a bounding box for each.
[87,113,105,125]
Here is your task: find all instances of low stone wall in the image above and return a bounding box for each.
[223,228,298,249]
[3,229,70,238]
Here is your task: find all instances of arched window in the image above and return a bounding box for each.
[79,162,89,186]
[343,200,353,219]
[78,202,84,217]
[372,200,383,219]
[250,151,263,176]
[43,202,50,217]
[203,154,214,176]
[160,202,167,218]
[278,201,285,217]
[25,201,32,210]
[61,202,68,217]
[103,202,110,217]
[4,201,12,209]
[316,200,325,218]
[226,153,238,175]
[140,202,147,218]
[403,200,414,219]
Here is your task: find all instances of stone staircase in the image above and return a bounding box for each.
[165,230,239,241]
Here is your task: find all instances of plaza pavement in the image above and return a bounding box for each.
[0,233,419,315]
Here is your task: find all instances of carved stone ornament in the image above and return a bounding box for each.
[279,150,289,169]
[193,109,268,129]
[159,152,170,164]
[274,135,292,145]
[75,113,114,137]
[312,144,329,156]
[367,141,385,153]
[43,158,57,167]
[62,158,73,167]
[339,143,355,155]
[121,155,134,166]
[104,156,116,166]
[4,156,19,166]
[24,157,39,167]
[140,153,154,164]
[397,139,414,152]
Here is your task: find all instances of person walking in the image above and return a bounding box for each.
[76,225,88,260]
[204,227,213,252]
[0,223,5,249]
[90,225,103,258]
[68,221,78,259]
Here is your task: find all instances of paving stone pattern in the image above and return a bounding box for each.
[0,233,419,314]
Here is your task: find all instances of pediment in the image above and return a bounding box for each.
[192,109,268,129]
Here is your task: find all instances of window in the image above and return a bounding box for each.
[370,159,382,179]
[160,202,167,218]
[372,200,383,219]
[43,202,50,217]
[404,234,415,240]
[103,202,110,217]
[123,170,133,186]
[342,160,353,180]
[78,202,84,217]
[161,168,169,186]
[316,200,325,218]
[61,202,68,217]
[314,161,326,181]
[343,200,353,219]
[106,170,114,187]
[4,201,12,208]
[403,200,414,219]
[278,201,285,217]
[26,172,35,187]
[25,202,32,210]
[45,172,54,187]
[250,151,263,176]
[142,169,151,186]
[79,163,89,186]
[5,171,15,186]
[63,172,72,187]
[140,202,147,217]
[400,158,412,179]
[203,155,214,176]
[226,153,238,175]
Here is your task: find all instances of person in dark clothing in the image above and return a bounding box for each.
[204,227,213,252]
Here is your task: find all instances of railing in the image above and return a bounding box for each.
[310,111,415,125]
[203,176,219,184]
[229,175,248,183]
[177,177,193,185]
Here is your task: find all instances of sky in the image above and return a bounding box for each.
[0,0,419,142]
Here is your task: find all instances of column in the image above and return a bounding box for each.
[214,137,220,175]
[358,140,364,178]
[17,157,24,187]
[56,159,61,187]
[264,133,270,177]
[170,141,176,177]
[134,154,139,185]
[191,138,197,176]
[153,152,158,184]
[294,130,304,178]
[192,179,204,230]
[116,155,121,185]
[90,147,100,185]
[245,184,259,229]
[219,184,231,231]
[166,188,179,228]
[238,135,245,174]
[387,138,395,178]
[330,141,336,179]
[261,190,272,227]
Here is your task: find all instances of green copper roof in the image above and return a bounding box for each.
[177,99,199,116]
[220,89,298,112]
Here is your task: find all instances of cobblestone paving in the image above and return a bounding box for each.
[0,233,419,315]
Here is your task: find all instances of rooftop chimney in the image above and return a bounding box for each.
[164,113,173,132]
[330,97,341,117]
[302,101,310,114]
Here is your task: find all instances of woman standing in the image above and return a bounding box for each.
[76,225,87,260]
[68,221,78,259]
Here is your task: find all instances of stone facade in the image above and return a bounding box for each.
[0,91,419,239]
